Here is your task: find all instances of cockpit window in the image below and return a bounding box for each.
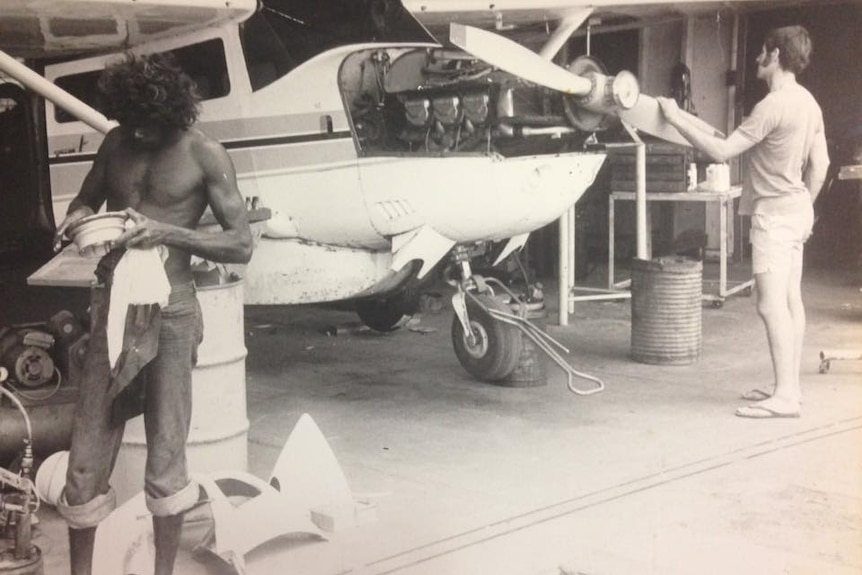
[239,10,297,91]
[53,39,230,123]
[253,0,433,68]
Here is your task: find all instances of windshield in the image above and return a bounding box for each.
[258,0,433,62]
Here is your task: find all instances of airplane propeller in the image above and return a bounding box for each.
[449,23,723,146]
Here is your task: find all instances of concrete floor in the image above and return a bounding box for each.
[8,259,862,575]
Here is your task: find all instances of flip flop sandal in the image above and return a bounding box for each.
[735,405,800,419]
[740,388,772,401]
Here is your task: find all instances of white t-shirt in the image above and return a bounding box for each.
[737,82,824,216]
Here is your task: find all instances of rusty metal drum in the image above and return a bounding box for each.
[630,257,702,365]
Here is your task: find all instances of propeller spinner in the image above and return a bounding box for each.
[449,23,722,147]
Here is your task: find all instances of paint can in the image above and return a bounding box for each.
[630,257,702,365]
[111,275,249,504]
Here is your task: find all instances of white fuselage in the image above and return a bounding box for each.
[43,24,605,304]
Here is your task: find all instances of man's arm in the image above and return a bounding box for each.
[118,136,253,264]
[657,97,756,163]
[52,131,114,251]
[804,129,830,204]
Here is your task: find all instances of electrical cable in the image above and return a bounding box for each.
[0,382,32,445]
[4,367,63,402]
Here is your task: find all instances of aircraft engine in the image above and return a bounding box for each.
[403,97,431,127]
[461,92,489,124]
[431,95,461,126]
[562,55,639,132]
[341,47,609,156]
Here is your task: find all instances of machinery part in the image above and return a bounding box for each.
[0,327,55,389]
[451,293,521,382]
[449,23,726,147]
[818,349,862,374]
[562,55,613,132]
[0,386,42,574]
[0,332,78,466]
[355,287,420,332]
[0,540,42,575]
[45,310,84,347]
[1,396,76,465]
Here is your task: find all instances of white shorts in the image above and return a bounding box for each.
[750,207,814,275]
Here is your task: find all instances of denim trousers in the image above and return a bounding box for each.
[58,283,203,528]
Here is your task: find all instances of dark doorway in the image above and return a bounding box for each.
[0,82,51,264]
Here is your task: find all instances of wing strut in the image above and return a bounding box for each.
[0,50,116,134]
[538,8,593,61]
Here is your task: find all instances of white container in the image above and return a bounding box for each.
[67,212,128,257]
[704,163,730,191]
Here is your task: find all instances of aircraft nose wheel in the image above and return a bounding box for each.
[460,321,490,359]
[451,294,521,382]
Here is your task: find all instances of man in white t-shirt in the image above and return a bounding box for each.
[658,25,830,418]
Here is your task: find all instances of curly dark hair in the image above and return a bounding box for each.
[97,52,201,131]
[764,25,812,75]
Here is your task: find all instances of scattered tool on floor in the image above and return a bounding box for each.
[818,348,862,373]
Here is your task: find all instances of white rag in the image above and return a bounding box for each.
[106,247,172,369]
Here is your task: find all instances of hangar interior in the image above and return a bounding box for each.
[0,1,861,575]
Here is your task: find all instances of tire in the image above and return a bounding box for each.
[451,294,521,382]
[356,288,419,332]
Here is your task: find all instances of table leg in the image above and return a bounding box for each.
[720,197,727,297]
[608,194,615,290]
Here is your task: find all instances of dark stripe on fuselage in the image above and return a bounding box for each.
[48,130,354,165]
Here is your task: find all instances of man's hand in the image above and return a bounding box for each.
[114,207,173,249]
[657,97,682,127]
[53,206,95,252]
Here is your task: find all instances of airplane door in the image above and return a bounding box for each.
[0,83,51,260]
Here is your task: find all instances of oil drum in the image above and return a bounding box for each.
[111,275,249,504]
[630,257,702,365]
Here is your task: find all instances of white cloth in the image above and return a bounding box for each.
[106,247,171,369]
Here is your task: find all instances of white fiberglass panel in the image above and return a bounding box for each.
[358,152,606,243]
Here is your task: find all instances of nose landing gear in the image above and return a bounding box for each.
[448,248,605,395]
[451,290,521,382]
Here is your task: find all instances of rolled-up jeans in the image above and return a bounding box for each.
[58,282,203,529]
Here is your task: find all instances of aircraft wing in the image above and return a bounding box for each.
[0,0,257,58]
[401,0,808,145]
[403,0,808,34]
[402,0,817,30]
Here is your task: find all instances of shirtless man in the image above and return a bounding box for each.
[52,52,252,575]
[658,25,829,418]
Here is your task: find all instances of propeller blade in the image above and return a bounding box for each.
[618,96,690,147]
[450,23,725,149]
[450,23,592,95]
[619,95,725,147]
[680,109,725,138]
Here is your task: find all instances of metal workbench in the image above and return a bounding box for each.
[608,185,754,306]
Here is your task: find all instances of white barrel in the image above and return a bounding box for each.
[111,276,249,505]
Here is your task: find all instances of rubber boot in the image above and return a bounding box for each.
[153,513,185,575]
[68,526,96,575]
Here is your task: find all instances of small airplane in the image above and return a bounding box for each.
[0,0,797,383]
